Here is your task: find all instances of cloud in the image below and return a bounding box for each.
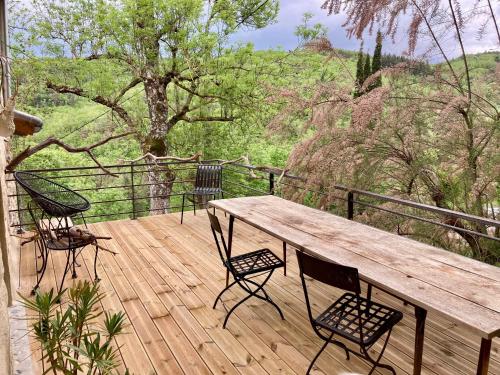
[231,0,500,61]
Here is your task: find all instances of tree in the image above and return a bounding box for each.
[271,1,499,263]
[362,53,371,88]
[13,0,279,214]
[295,12,328,46]
[370,31,382,89]
[353,43,364,97]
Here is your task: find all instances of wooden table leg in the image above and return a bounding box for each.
[283,242,287,276]
[226,215,234,287]
[476,338,492,375]
[413,306,427,375]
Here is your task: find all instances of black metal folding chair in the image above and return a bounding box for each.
[296,250,403,375]
[181,164,223,224]
[207,211,285,328]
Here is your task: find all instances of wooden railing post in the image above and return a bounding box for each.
[269,172,275,195]
[130,163,137,219]
[347,191,354,220]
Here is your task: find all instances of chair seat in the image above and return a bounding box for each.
[188,187,222,195]
[314,293,403,347]
[46,237,95,250]
[225,248,284,277]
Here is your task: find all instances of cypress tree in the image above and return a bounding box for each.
[362,53,371,91]
[371,31,383,89]
[354,43,364,98]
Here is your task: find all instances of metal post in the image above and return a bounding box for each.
[347,191,354,220]
[269,172,275,195]
[15,182,24,233]
[130,163,137,219]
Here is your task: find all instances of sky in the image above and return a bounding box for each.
[231,0,500,60]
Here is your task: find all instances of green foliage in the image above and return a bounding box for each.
[294,13,328,45]
[11,0,281,172]
[381,54,432,76]
[362,53,371,87]
[20,281,127,374]
[371,31,382,89]
[354,44,364,98]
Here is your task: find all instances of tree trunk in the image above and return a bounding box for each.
[142,76,174,215]
[147,164,174,215]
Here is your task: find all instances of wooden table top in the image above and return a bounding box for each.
[209,195,500,339]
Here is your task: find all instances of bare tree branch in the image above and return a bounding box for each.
[448,0,472,103]
[410,0,463,93]
[183,115,236,123]
[486,0,500,44]
[118,152,202,165]
[46,82,136,128]
[113,78,143,104]
[7,132,134,176]
[219,156,261,178]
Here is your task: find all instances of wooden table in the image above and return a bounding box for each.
[209,195,500,375]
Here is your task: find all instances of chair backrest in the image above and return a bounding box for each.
[206,210,230,264]
[195,165,222,190]
[296,250,362,330]
[14,171,90,217]
[296,250,361,294]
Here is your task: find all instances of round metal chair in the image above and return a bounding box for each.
[14,172,98,296]
[15,171,90,217]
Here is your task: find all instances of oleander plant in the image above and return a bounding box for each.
[21,281,129,374]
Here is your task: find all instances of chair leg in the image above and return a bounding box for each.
[72,250,77,278]
[213,279,238,309]
[93,243,100,282]
[307,332,334,375]
[35,240,45,273]
[364,329,396,375]
[222,289,254,329]
[193,194,196,216]
[32,244,48,295]
[223,270,282,328]
[181,194,186,224]
[56,250,73,301]
[243,276,285,320]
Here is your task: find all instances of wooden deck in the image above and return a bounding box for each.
[17,211,500,375]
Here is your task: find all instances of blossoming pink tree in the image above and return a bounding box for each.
[271,0,499,263]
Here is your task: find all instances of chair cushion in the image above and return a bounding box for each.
[314,292,403,347]
[226,248,284,277]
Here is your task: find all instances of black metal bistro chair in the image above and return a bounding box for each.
[181,164,223,224]
[207,211,285,328]
[296,251,403,375]
[15,172,99,295]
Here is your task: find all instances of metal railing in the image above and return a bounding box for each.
[7,159,499,262]
[222,162,500,264]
